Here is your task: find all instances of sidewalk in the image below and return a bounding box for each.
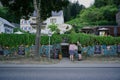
[0,58,120,68]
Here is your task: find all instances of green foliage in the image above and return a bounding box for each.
[63,1,85,21]
[1,0,69,22]
[1,33,120,47]
[1,0,34,23]
[48,24,61,34]
[40,36,49,45]
[94,0,120,8]
[0,7,8,18]
[51,34,62,44]
[66,0,119,33]
[48,24,58,32]
[68,33,79,43]
[0,7,15,22]
[67,5,118,30]
[0,34,35,47]
[80,5,117,24]
[80,7,104,22]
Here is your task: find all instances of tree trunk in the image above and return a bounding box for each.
[33,0,41,57]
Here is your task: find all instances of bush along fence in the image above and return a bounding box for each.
[0,33,120,57]
[1,33,120,47]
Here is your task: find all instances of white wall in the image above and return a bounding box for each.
[20,11,64,34]
[44,16,64,26]
[20,19,36,33]
[0,24,14,34]
[0,24,4,33]
[0,17,14,34]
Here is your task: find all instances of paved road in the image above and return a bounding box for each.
[0,67,120,80]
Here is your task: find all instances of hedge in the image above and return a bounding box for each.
[0,33,120,48]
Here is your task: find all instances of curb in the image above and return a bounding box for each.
[0,63,120,68]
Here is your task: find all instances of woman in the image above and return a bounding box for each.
[77,41,82,61]
[69,43,77,61]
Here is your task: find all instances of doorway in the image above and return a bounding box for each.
[61,43,69,57]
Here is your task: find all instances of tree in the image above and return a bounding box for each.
[33,0,69,56]
[1,0,34,23]
[63,1,85,22]
[94,0,120,8]
[1,0,69,56]
[0,7,8,19]
[94,0,112,8]
[48,24,57,32]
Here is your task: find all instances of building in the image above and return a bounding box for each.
[81,10,120,37]
[44,10,64,26]
[20,18,36,33]
[81,26,120,37]
[20,10,65,34]
[0,17,15,34]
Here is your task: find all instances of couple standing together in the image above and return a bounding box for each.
[69,41,82,61]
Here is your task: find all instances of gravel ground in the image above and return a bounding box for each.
[0,55,120,64]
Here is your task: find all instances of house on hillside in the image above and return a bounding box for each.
[20,19,36,33]
[20,10,65,34]
[0,17,15,34]
[44,10,64,26]
[42,10,66,34]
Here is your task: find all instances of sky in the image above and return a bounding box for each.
[69,0,95,8]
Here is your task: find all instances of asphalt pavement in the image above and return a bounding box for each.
[0,58,120,80]
[0,67,120,80]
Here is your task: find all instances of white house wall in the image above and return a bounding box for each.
[44,16,64,27]
[4,25,14,34]
[0,24,4,33]
[0,17,15,34]
[20,10,64,34]
[0,24,13,34]
[20,19,33,33]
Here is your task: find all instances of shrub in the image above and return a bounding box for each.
[0,33,120,48]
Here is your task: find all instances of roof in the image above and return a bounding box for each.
[32,10,37,17]
[12,23,20,28]
[82,27,93,29]
[52,10,63,16]
[0,17,15,28]
[98,28,109,31]
[32,10,63,17]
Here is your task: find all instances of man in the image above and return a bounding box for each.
[77,41,82,61]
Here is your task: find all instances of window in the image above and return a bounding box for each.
[24,27,27,31]
[5,28,11,33]
[32,18,36,21]
[50,18,56,23]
